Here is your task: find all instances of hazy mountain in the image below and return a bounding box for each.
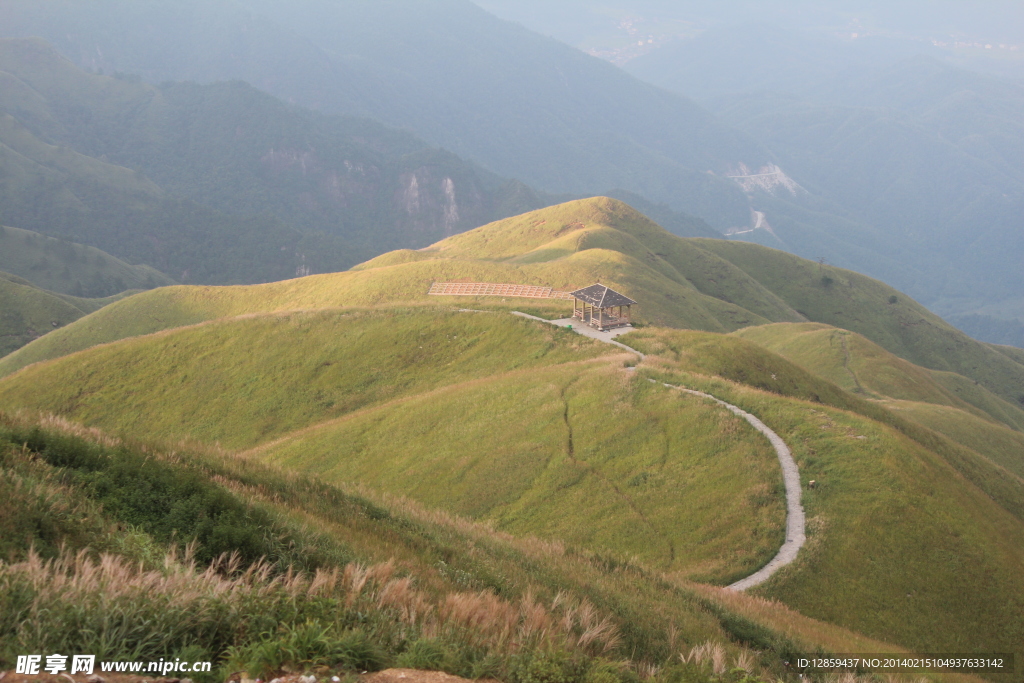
[615,23,1024,331]
[0,0,767,229]
[624,23,948,100]
[0,38,559,283]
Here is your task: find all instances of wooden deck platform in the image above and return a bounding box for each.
[428,282,574,299]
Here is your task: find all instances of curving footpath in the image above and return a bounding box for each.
[655,381,805,590]
[512,311,805,590]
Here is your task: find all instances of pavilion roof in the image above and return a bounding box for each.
[569,284,637,308]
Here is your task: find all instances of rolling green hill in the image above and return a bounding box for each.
[1,198,1024,666]
[4,198,1022,408]
[0,272,126,357]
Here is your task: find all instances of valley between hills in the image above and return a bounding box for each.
[2,198,1023,682]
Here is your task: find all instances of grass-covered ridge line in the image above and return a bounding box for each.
[0,308,608,448]
[4,197,1022,412]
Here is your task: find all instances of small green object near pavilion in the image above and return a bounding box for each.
[569,284,636,332]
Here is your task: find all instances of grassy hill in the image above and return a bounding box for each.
[4,197,1023,407]
[2,197,1024,666]
[0,308,784,585]
[0,272,126,357]
[0,224,174,296]
[3,308,1023,668]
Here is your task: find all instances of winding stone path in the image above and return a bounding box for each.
[512,311,805,590]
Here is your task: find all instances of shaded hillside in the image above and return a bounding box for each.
[0,0,765,228]
[0,224,174,296]
[732,322,1024,475]
[0,272,125,357]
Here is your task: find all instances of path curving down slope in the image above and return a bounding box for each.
[656,382,805,590]
[512,311,805,590]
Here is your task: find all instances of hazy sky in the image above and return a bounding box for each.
[474,1,1024,48]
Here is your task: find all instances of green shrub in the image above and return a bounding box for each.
[396,639,449,670]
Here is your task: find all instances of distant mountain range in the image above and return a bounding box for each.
[0,0,765,228]
[1,2,1023,347]
[628,23,1024,335]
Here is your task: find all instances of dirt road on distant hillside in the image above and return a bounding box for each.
[512,312,806,590]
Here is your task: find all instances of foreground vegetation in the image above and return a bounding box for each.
[1,413,933,683]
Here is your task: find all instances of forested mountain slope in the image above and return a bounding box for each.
[0,224,174,297]
[0,38,558,283]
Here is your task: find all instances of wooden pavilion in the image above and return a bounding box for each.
[570,284,636,331]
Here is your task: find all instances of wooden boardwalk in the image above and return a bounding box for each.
[428,282,574,300]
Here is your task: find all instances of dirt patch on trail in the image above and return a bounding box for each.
[362,670,495,683]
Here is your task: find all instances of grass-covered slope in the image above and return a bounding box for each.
[5,197,1024,412]
[733,322,1024,431]
[4,304,1024,667]
[4,412,959,683]
[0,224,174,296]
[731,322,1024,478]
[254,359,783,584]
[0,309,606,448]
[0,308,784,585]
[623,328,1024,665]
[696,239,1024,406]
[0,272,125,357]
